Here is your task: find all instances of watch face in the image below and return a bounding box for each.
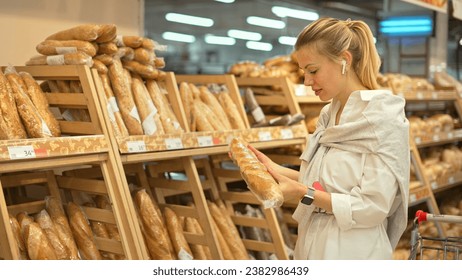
[301,195,314,205]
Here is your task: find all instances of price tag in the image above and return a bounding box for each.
[416,92,424,100]
[432,134,440,142]
[447,132,454,139]
[8,146,36,160]
[126,141,147,153]
[280,128,293,139]
[409,194,417,203]
[431,181,438,190]
[431,92,438,100]
[258,131,272,141]
[414,137,421,144]
[197,135,213,147]
[165,138,183,150]
[448,176,455,184]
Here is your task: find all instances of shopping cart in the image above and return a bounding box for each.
[409,210,462,260]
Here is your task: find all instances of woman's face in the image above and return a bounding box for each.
[295,46,345,102]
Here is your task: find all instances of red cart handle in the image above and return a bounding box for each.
[415,210,427,223]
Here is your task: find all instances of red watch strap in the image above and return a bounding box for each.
[312,181,325,192]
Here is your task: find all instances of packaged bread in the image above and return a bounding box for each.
[23,222,58,260]
[192,99,222,131]
[46,24,117,43]
[93,195,122,247]
[184,217,209,260]
[122,60,161,79]
[67,202,103,260]
[208,201,249,259]
[134,47,155,65]
[35,209,71,260]
[97,42,118,55]
[117,46,135,61]
[94,54,114,65]
[108,57,143,135]
[91,59,108,74]
[25,52,93,67]
[163,207,193,260]
[5,69,52,138]
[36,40,97,56]
[45,196,80,260]
[9,214,28,259]
[189,83,201,99]
[229,138,284,208]
[210,215,234,260]
[141,38,156,50]
[134,189,175,260]
[217,91,247,130]
[179,82,194,129]
[199,86,232,130]
[99,73,129,138]
[131,73,164,135]
[20,71,61,137]
[0,70,27,139]
[115,35,144,48]
[146,79,183,133]
[154,57,166,69]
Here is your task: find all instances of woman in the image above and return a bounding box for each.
[250,17,410,259]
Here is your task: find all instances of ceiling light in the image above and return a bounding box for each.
[246,41,273,51]
[165,13,214,27]
[205,34,236,45]
[278,36,297,46]
[227,29,262,41]
[214,0,235,3]
[246,16,286,29]
[162,32,196,43]
[272,6,319,21]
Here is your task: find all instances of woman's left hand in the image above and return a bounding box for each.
[267,166,305,202]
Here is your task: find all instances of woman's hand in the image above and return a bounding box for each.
[247,144,279,173]
[266,166,306,202]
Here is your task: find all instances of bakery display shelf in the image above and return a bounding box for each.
[414,129,462,148]
[398,90,457,101]
[428,171,462,194]
[409,185,433,207]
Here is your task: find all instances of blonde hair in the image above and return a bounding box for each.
[295,17,380,89]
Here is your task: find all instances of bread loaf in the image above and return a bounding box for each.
[108,57,143,135]
[91,59,108,74]
[117,46,135,61]
[93,195,123,259]
[141,38,156,50]
[217,91,247,130]
[211,216,234,260]
[131,73,164,135]
[9,214,28,259]
[6,70,52,138]
[134,189,175,260]
[163,207,193,260]
[99,73,129,138]
[229,138,284,208]
[191,100,218,132]
[0,70,27,139]
[94,54,114,65]
[45,196,80,260]
[179,82,194,129]
[67,202,103,260]
[199,86,232,130]
[94,24,117,43]
[208,201,249,259]
[96,42,118,55]
[115,35,144,48]
[46,24,116,43]
[122,60,161,79]
[35,209,71,259]
[36,40,97,56]
[25,52,93,67]
[134,47,155,65]
[23,222,58,260]
[20,71,61,137]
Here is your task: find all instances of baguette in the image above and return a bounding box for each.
[93,195,123,249]
[46,24,116,42]
[146,79,183,133]
[192,99,223,131]
[94,54,114,65]
[36,40,97,56]
[199,86,232,130]
[96,42,118,55]
[35,209,71,260]
[9,214,28,259]
[131,73,164,135]
[23,222,58,260]
[229,138,284,208]
[217,91,247,130]
[208,201,249,259]
[67,202,103,260]
[141,38,156,50]
[211,216,234,260]
[191,100,214,132]
[134,47,155,65]
[91,59,108,74]
[45,196,80,260]
[25,52,93,67]
[94,24,117,43]
[179,82,194,129]
[184,217,209,260]
[117,46,135,61]
[154,57,166,69]
[6,71,52,138]
[20,71,61,137]
[0,70,27,139]
[99,73,129,138]
[122,60,161,79]
[115,35,144,48]
[163,207,193,260]
[108,57,143,135]
[134,189,175,260]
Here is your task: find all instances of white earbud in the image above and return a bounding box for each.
[341,59,347,75]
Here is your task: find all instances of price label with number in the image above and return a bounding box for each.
[280,128,293,139]
[409,194,417,203]
[126,141,147,153]
[197,135,213,147]
[431,181,438,190]
[165,138,183,150]
[8,146,36,160]
[258,131,272,141]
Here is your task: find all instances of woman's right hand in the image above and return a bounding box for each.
[248,144,279,173]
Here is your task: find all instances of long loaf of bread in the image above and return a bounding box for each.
[99,73,129,138]
[9,214,28,259]
[229,138,284,208]
[217,91,247,130]
[199,86,232,130]
[36,40,98,56]
[0,70,27,139]
[184,217,209,260]
[45,24,116,43]
[35,209,71,260]
[23,222,58,260]
[179,82,194,130]
[163,207,193,260]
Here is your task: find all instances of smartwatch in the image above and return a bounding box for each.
[301,187,316,205]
